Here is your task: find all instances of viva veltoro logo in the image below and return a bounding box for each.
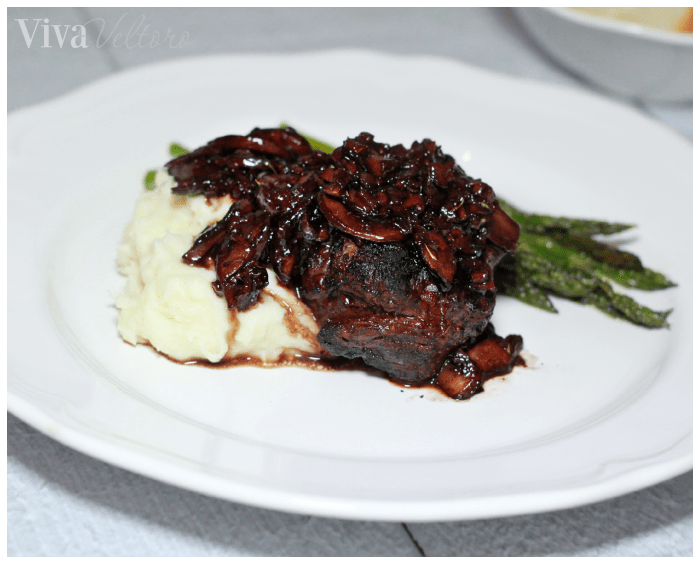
[16,18,87,48]
[15,14,189,49]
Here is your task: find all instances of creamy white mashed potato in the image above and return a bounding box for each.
[116,169,321,364]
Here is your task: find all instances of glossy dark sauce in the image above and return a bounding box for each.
[141,339,383,373]
[134,333,525,401]
[161,128,525,400]
[388,353,526,399]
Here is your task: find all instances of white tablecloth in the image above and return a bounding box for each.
[8,7,692,556]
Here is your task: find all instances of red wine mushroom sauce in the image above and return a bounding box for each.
[166,127,523,400]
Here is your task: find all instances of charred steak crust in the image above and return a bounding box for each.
[166,127,522,396]
[315,241,495,382]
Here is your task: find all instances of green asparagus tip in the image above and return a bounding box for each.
[498,198,636,237]
[169,143,190,157]
[144,169,157,191]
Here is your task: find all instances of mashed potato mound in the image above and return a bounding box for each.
[116,169,321,364]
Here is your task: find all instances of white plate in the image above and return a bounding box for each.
[8,51,692,522]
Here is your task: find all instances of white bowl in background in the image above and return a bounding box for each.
[514,7,692,103]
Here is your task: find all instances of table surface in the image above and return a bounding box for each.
[7,7,692,557]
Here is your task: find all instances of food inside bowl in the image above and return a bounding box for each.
[568,7,692,33]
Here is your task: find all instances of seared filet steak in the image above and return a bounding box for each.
[310,239,495,382]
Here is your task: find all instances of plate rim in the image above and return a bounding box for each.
[7,392,692,522]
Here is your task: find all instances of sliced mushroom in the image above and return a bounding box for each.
[436,351,483,400]
[488,205,520,251]
[318,193,406,242]
[414,226,457,286]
